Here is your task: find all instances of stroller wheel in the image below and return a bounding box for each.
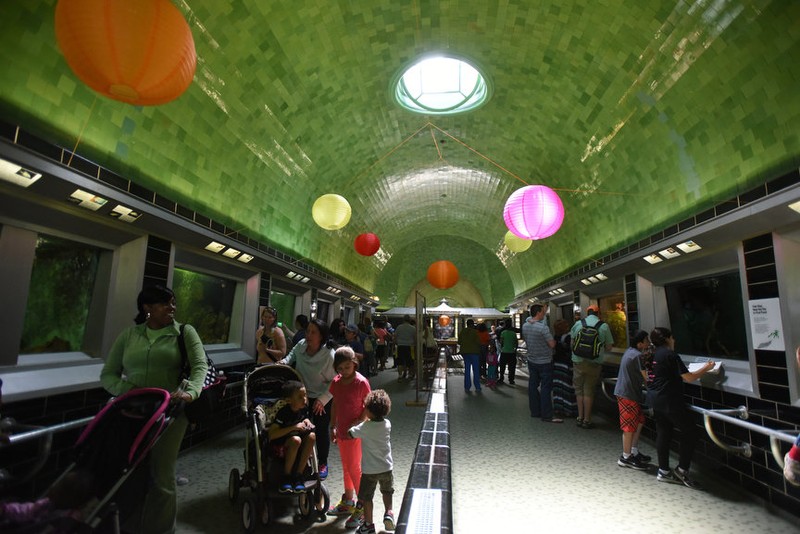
[298,490,312,518]
[312,483,330,520]
[242,492,271,531]
[228,468,241,503]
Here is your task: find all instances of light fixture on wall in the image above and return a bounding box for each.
[0,157,42,187]
[69,189,107,211]
[205,241,226,253]
[110,205,141,223]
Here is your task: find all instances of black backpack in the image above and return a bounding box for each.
[571,319,605,360]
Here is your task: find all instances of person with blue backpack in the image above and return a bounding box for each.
[570,304,614,429]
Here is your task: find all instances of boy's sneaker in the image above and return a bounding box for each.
[383,511,396,531]
[657,469,682,485]
[292,477,306,493]
[674,466,701,489]
[617,454,648,471]
[318,464,328,480]
[784,453,800,486]
[356,523,376,534]
[345,502,365,528]
[633,452,652,464]
[327,498,355,516]
[279,479,293,494]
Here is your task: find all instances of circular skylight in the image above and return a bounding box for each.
[395,56,489,115]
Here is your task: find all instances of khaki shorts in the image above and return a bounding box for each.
[358,470,394,502]
[572,360,602,397]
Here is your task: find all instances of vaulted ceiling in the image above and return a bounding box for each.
[1,0,798,309]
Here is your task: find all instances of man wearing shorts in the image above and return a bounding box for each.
[614,330,653,469]
[570,305,614,428]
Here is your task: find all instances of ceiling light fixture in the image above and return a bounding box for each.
[205,241,225,253]
[643,253,663,264]
[69,189,107,211]
[676,240,702,253]
[222,248,241,258]
[0,157,42,187]
[658,247,681,259]
[237,253,254,263]
[110,205,141,223]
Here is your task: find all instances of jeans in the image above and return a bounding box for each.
[463,353,481,391]
[528,361,555,419]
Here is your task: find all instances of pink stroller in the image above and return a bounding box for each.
[0,387,178,533]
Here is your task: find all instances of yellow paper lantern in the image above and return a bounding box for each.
[504,231,533,253]
[312,194,351,230]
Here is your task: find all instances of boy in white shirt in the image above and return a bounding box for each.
[348,389,395,533]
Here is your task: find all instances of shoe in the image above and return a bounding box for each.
[656,469,682,485]
[785,453,800,486]
[292,477,306,493]
[633,452,652,464]
[318,464,328,480]
[356,523,376,534]
[279,481,293,494]
[673,466,701,489]
[580,420,595,429]
[327,498,355,516]
[383,511,395,531]
[618,454,648,471]
[176,474,189,486]
[345,502,365,528]
[508,380,515,385]
[576,417,584,426]
[542,418,563,423]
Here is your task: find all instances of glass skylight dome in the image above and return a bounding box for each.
[396,56,489,115]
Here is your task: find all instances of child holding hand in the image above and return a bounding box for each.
[327,347,371,528]
[267,380,316,494]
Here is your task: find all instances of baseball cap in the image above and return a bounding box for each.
[345,323,360,333]
[586,304,599,313]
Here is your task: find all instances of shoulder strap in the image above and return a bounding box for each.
[178,324,188,371]
[581,319,587,328]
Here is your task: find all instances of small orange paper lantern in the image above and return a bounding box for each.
[55,0,197,106]
[438,315,451,327]
[354,233,380,256]
[427,260,459,290]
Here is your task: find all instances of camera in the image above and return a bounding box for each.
[260,334,269,344]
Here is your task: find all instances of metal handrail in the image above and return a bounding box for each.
[1,415,94,446]
[601,378,798,467]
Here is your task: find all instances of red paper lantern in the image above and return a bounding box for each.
[354,233,380,256]
[55,0,196,106]
[438,315,451,327]
[427,260,459,290]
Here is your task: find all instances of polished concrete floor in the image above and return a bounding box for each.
[175,366,800,533]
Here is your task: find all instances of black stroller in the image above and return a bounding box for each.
[228,364,330,531]
[0,387,179,533]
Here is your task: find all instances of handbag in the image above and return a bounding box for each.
[177,324,226,424]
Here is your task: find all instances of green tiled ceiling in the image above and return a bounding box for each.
[1,1,798,308]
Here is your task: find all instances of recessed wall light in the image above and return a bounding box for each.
[658,247,681,259]
[643,254,663,264]
[595,273,608,281]
[789,200,800,215]
[293,274,304,280]
[205,241,225,253]
[287,271,297,278]
[0,157,42,187]
[110,205,141,223]
[580,279,591,286]
[676,240,702,254]
[222,248,241,258]
[237,253,254,263]
[301,277,310,283]
[69,189,107,211]
[588,276,599,283]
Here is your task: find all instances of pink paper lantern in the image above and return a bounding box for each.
[503,185,564,240]
[354,233,380,256]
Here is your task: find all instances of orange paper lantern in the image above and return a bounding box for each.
[55,0,196,106]
[427,260,459,290]
[438,315,451,327]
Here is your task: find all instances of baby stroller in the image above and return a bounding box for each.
[0,387,179,533]
[228,364,330,531]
